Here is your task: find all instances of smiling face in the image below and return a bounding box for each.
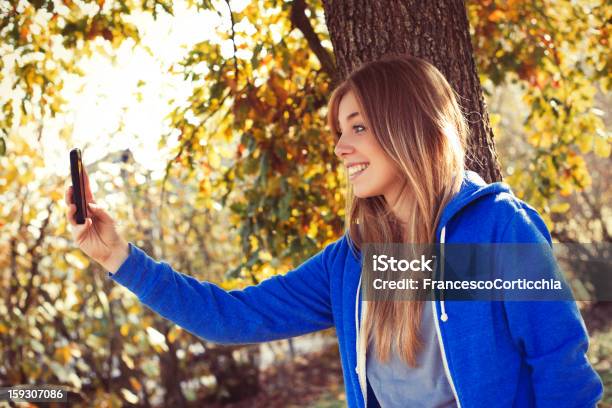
[334,90,404,201]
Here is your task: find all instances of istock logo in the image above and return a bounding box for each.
[372,254,436,272]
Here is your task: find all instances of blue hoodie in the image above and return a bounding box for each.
[108,171,603,407]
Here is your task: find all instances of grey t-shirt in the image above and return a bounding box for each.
[366,301,457,408]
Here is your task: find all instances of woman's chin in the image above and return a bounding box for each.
[353,186,378,199]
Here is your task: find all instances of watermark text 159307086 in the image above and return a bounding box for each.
[0,385,68,403]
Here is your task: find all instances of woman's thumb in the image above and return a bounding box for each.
[88,203,113,222]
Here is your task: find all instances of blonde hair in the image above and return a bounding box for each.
[327,54,467,366]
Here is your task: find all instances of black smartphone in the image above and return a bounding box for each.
[70,148,88,224]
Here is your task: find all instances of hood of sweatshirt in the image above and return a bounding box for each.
[434,170,513,240]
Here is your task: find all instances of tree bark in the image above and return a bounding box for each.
[321,0,502,182]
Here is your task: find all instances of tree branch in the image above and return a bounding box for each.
[290,0,338,86]
[224,0,247,86]
[22,201,54,312]
[158,86,232,257]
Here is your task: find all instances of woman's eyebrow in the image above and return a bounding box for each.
[345,112,361,121]
[337,112,362,132]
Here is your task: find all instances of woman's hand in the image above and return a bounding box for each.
[65,166,129,273]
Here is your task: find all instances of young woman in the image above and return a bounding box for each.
[65,54,603,407]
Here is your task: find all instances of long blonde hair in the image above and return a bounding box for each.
[327,54,467,366]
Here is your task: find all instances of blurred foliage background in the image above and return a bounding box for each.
[0,0,610,406]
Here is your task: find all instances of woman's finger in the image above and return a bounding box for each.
[82,166,96,204]
[74,218,92,244]
[67,204,77,226]
[87,203,113,223]
[65,186,73,206]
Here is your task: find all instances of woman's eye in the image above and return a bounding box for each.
[354,125,366,133]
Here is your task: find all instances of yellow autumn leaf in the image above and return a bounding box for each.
[167,326,181,343]
[259,250,272,262]
[259,264,275,279]
[249,235,259,251]
[54,345,72,364]
[265,177,280,195]
[127,304,140,315]
[593,136,611,158]
[146,327,168,352]
[207,149,221,168]
[304,163,323,179]
[488,10,506,22]
[65,250,90,269]
[574,131,592,154]
[121,388,138,404]
[122,353,134,370]
[49,190,63,201]
[550,202,570,213]
[263,88,277,106]
[307,220,319,239]
[129,377,141,392]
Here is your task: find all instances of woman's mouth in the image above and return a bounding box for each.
[347,163,370,180]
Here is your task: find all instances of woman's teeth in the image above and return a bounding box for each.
[348,163,369,177]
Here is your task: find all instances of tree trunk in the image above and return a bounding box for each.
[321,0,502,182]
[159,322,188,408]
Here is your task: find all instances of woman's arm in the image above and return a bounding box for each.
[504,299,603,407]
[65,168,335,345]
[501,208,603,407]
[108,242,335,345]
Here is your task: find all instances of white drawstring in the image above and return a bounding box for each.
[440,226,448,322]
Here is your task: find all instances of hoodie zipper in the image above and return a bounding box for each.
[433,226,462,407]
[354,273,368,407]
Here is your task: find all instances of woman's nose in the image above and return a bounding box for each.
[334,138,354,158]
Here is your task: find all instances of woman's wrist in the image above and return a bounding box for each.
[102,239,130,273]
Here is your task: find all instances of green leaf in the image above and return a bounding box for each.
[251,43,264,69]
[278,192,292,221]
[257,150,269,186]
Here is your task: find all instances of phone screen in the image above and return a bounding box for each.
[70,148,88,224]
